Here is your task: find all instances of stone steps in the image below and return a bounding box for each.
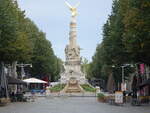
[65,87,82,93]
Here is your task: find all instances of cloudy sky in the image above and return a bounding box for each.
[17,0,113,61]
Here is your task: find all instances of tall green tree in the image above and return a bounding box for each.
[31,32,59,81]
[0,0,62,81]
[89,0,136,87]
[0,0,31,63]
[122,0,150,65]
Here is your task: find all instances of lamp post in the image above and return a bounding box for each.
[121,64,134,91]
[121,65,127,84]
[121,65,127,91]
[112,64,133,91]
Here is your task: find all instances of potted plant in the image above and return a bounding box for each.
[97,93,106,102]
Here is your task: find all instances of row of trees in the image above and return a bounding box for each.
[0,0,62,81]
[87,0,150,86]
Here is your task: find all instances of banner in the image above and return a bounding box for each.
[140,63,145,74]
[121,83,126,91]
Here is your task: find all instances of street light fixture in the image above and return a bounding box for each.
[17,63,32,79]
[121,64,134,91]
[112,64,133,91]
[121,64,129,83]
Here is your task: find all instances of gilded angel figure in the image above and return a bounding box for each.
[65,1,80,17]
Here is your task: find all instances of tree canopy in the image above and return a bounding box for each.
[0,0,62,81]
[88,0,150,87]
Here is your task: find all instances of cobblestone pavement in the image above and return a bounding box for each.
[0,97,149,113]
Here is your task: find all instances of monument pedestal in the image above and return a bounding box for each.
[62,77,84,93]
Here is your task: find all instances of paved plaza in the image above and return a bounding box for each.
[0,97,150,113]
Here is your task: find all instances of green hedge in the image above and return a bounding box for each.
[81,84,96,92]
[50,84,66,92]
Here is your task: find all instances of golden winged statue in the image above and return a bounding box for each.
[65,1,80,17]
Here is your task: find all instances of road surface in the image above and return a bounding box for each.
[0,97,149,113]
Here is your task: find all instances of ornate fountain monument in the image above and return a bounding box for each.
[60,2,86,88]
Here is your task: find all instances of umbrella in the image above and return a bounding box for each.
[23,78,47,84]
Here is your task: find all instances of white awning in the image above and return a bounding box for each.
[23,78,47,84]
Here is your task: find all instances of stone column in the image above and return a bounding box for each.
[69,17,77,48]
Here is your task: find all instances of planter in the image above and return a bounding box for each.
[0,98,10,106]
[97,93,106,103]
[97,97,106,102]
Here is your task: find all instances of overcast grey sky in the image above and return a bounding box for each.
[17,0,113,61]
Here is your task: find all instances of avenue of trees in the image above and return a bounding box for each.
[87,0,150,86]
[0,0,62,81]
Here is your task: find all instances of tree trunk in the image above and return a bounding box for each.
[11,61,18,93]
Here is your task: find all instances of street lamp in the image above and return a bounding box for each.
[121,64,129,83]
[112,64,133,91]
[121,64,134,91]
[17,63,32,79]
